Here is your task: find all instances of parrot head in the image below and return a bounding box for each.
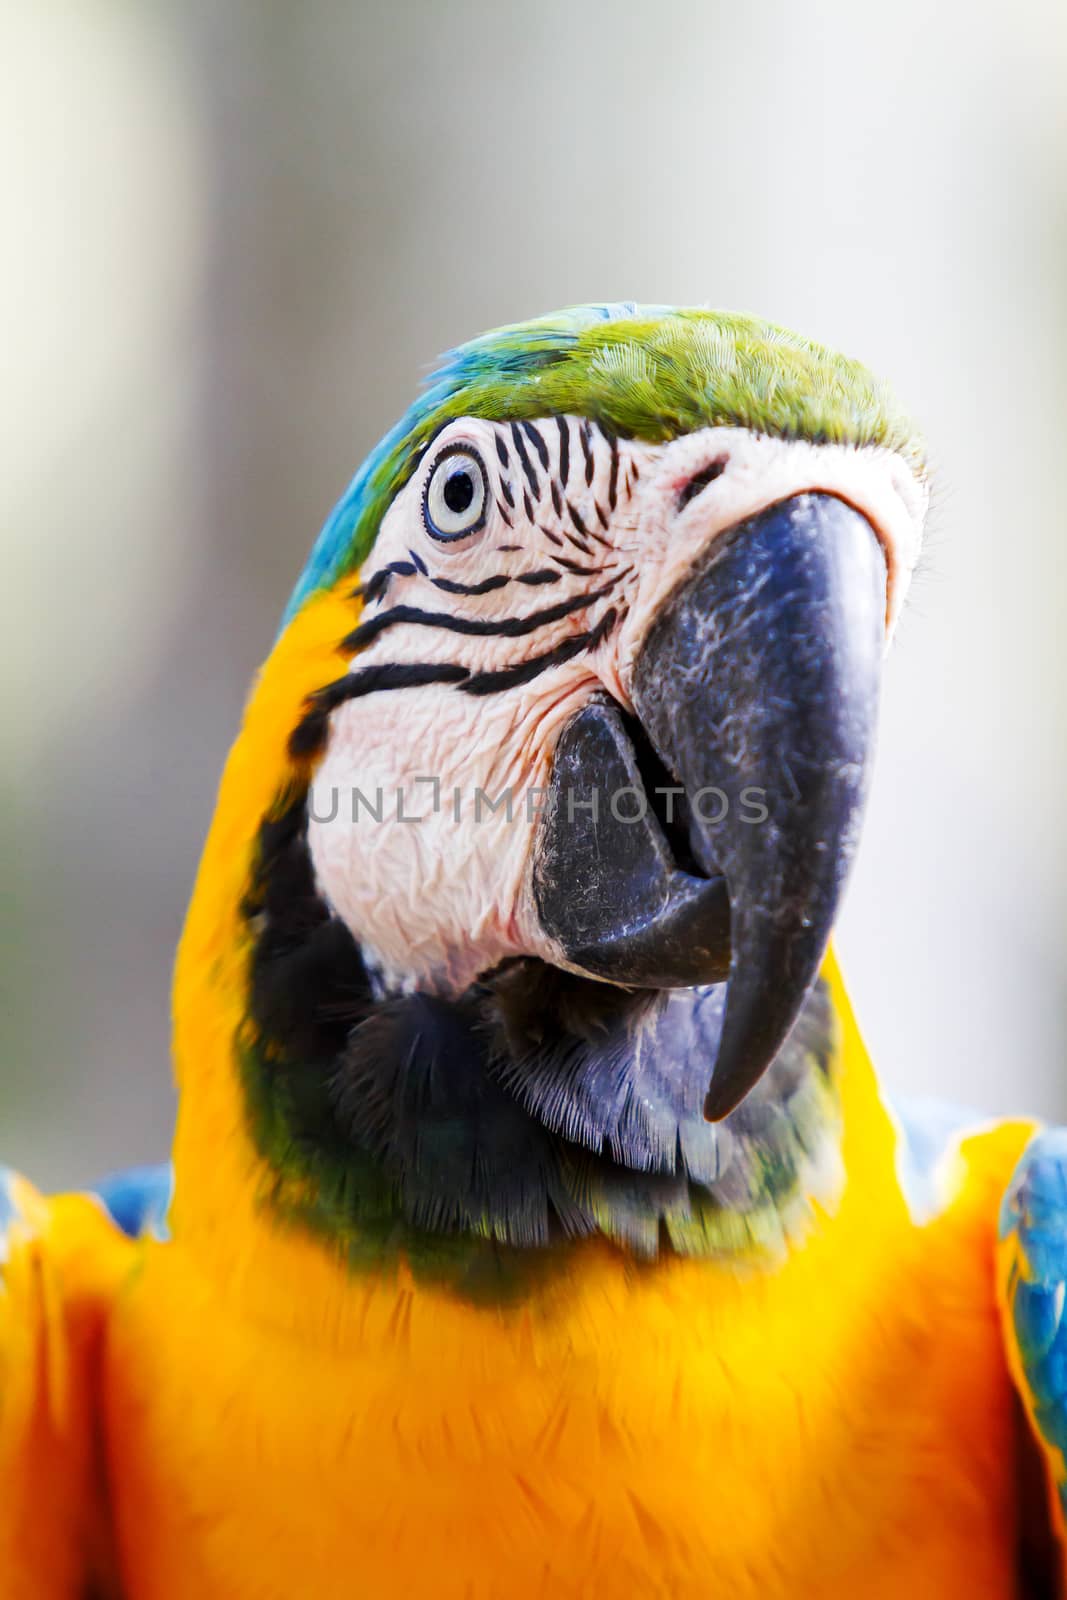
[175,304,926,1262]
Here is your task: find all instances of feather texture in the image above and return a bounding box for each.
[286,303,924,621]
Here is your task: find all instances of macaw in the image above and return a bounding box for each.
[2,303,1065,1599]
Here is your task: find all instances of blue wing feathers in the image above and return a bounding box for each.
[0,1161,172,1242]
[90,1163,173,1240]
[1002,1130,1067,1498]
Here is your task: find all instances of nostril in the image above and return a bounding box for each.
[677,457,728,511]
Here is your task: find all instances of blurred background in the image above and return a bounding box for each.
[4,0,1066,1187]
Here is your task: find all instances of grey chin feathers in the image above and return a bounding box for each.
[534,492,886,1121]
[328,969,842,1257]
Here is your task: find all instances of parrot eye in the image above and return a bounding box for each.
[423,446,488,543]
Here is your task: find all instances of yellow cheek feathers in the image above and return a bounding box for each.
[170,580,361,1287]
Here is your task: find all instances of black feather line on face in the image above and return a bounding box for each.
[516,570,561,586]
[552,556,604,576]
[460,608,617,695]
[288,661,471,759]
[342,583,618,651]
[431,573,512,597]
[362,564,527,605]
[510,422,541,499]
[521,420,550,471]
[359,561,418,605]
[563,532,594,557]
[580,421,595,486]
[566,500,591,540]
[556,417,570,487]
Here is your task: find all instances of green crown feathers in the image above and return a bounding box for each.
[285,302,923,623]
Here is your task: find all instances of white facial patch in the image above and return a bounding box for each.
[305,416,927,995]
[610,426,926,706]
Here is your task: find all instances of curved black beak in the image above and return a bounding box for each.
[534,492,886,1121]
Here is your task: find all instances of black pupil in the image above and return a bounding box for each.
[443,467,475,515]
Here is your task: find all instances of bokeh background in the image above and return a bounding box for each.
[5,0,1066,1188]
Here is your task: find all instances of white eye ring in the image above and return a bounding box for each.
[423,446,488,542]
